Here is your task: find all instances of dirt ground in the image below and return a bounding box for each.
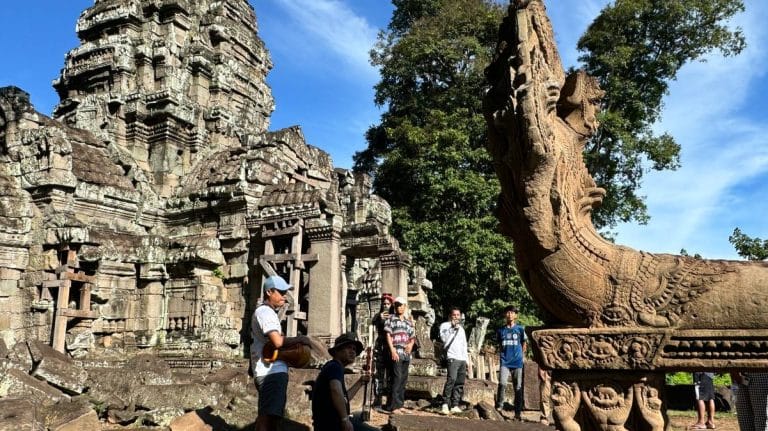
[668,411,739,431]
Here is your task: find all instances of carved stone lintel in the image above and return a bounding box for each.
[305,225,340,242]
[379,251,411,269]
[531,327,768,371]
[552,370,666,431]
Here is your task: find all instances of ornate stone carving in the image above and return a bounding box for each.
[483,0,768,332]
[0,0,425,356]
[483,2,768,428]
[551,371,665,431]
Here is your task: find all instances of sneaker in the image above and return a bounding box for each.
[441,404,450,415]
[450,406,462,414]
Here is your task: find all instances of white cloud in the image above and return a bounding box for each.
[613,0,768,259]
[549,0,768,259]
[265,0,379,76]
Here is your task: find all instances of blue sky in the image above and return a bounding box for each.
[1,1,767,260]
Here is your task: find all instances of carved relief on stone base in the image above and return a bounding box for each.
[551,370,665,431]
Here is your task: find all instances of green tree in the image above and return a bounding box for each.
[354,0,533,322]
[729,228,768,261]
[577,0,746,229]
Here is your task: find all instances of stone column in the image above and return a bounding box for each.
[380,252,411,300]
[306,225,341,338]
[135,264,167,347]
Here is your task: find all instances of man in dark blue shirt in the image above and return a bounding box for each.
[495,305,527,420]
[312,333,368,431]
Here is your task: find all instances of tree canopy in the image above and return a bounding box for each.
[354,0,532,323]
[577,0,746,229]
[355,0,747,324]
[729,228,768,261]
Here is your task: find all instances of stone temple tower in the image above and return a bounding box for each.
[0,0,422,358]
[53,0,275,197]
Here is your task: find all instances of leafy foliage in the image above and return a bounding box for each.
[666,372,732,386]
[355,0,532,323]
[729,228,768,261]
[577,0,746,229]
[357,0,747,325]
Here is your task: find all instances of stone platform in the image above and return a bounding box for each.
[388,414,551,431]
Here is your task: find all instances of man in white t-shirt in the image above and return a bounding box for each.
[251,275,309,431]
[439,307,468,414]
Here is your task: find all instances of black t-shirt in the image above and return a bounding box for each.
[312,359,348,430]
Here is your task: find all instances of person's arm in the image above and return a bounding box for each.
[329,379,353,431]
[404,335,415,354]
[266,332,310,349]
[404,322,416,354]
[387,332,399,362]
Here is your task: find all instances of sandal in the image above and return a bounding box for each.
[706,423,716,430]
[689,425,707,430]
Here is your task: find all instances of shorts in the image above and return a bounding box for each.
[694,372,716,401]
[255,372,289,417]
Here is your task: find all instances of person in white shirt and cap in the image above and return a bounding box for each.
[439,307,468,414]
[251,275,310,431]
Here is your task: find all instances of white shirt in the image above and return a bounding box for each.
[251,304,288,376]
[439,321,468,361]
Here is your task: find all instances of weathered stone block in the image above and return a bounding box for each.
[131,383,221,411]
[0,279,19,297]
[0,398,40,431]
[8,341,33,373]
[169,411,212,431]
[40,398,100,431]
[0,268,22,280]
[0,368,68,405]
[28,340,88,394]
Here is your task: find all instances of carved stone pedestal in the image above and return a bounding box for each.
[551,370,665,431]
[532,326,768,430]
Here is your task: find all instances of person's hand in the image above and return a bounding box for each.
[404,345,412,355]
[391,348,400,362]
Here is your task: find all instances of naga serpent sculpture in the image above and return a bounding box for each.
[483,2,767,429]
[483,0,768,332]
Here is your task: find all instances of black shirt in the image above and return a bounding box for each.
[312,359,348,430]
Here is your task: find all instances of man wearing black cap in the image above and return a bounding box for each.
[312,333,369,431]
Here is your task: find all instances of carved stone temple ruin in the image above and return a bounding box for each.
[484,1,768,430]
[0,0,433,360]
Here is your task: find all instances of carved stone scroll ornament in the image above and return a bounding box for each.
[483,1,768,330]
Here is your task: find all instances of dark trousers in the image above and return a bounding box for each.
[442,359,467,407]
[388,358,410,410]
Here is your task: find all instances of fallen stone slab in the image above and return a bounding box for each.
[170,411,213,431]
[0,368,69,405]
[131,383,221,411]
[389,414,552,431]
[0,398,41,431]
[7,341,33,373]
[142,407,185,427]
[28,340,87,394]
[40,397,101,431]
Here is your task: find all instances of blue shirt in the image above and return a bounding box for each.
[497,324,526,369]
